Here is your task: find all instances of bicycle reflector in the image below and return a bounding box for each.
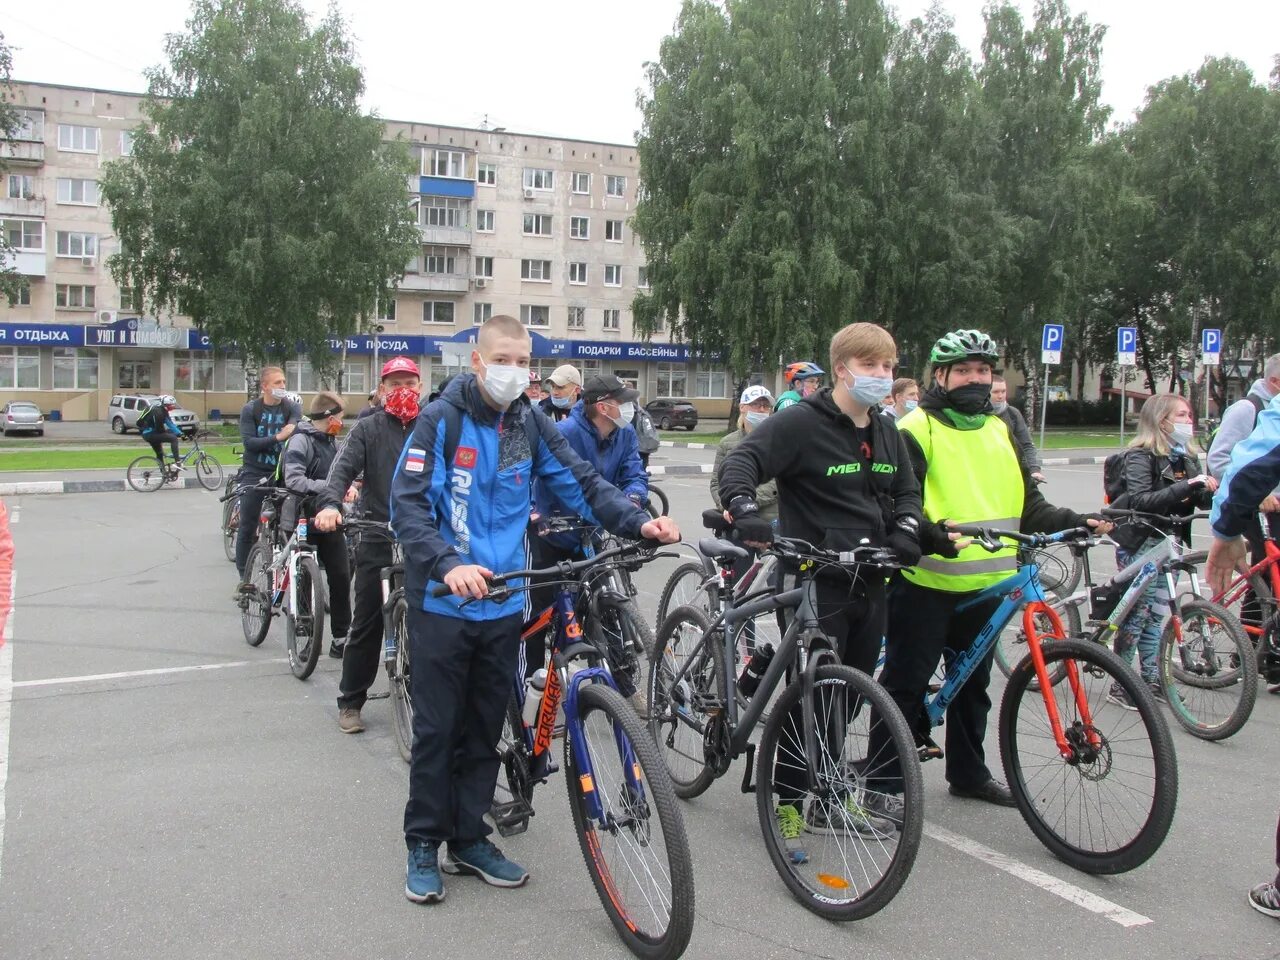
[817,874,852,890]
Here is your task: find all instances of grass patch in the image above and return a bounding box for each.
[0,448,238,472]
[1038,429,1124,449]
[659,430,731,444]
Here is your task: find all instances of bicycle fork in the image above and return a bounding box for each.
[1022,602,1103,759]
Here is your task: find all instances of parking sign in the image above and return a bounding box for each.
[1201,328,1222,366]
[1117,327,1137,366]
[1041,324,1064,365]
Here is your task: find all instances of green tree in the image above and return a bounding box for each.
[100,0,420,367]
[0,30,27,306]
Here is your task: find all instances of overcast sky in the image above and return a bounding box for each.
[5,0,1278,144]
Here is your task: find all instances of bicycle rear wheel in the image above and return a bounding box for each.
[647,484,670,518]
[565,682,694,960]
[656,561,713,625]
[241,544,272,647]
[286,555,325,680]
[755,664,923,921]
[126,455,166,493]
[1000,637,1177,874]
[388,597,414,763]
[221,494,238,563]
[1160,598,1256,741]
[648,605,723,799]
[193,452,224,491]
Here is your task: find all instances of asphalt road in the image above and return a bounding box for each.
[1,464,1279,959]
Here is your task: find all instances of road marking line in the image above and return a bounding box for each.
[8,505,17,524]
[12,658,288,689]
[924,822,1152,928]
[0,573,15,887]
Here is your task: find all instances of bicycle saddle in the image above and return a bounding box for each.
[698,537,748,562]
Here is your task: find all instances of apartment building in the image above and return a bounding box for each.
[0,81,736,421]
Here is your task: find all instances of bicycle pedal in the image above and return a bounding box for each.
[490,800,535,837]
[926,682,942,695]
[366,691,390,701]
[917,736,943,762]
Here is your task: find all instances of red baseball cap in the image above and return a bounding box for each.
[380,356,420,379]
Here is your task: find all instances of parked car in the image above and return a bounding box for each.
[107,394,200,436]
[2,401,44,436]
[644,398,699,431]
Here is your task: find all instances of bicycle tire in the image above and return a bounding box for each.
[592,599,654,694]
[657,561,714,626]
[126,455,166,493]
[388,596,414,763]
[565,682,694,960]
[1196,554,1274,673]
[648,605,722,799]
[286,555,325,680]
[222,494,238,563]
[754,664,922,920]
[648,483,670,518]
[1159,598,1256,741]
[241,544,272,647]
[194,452,224,491]
[994,599,1081,687]
[1000,637,1178,874]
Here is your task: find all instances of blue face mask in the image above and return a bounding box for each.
[903,399,918,412]
[846,374,894,407]
[551,394,572,409]
[745,411,769,429]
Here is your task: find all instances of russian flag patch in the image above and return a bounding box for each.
[404,447,426,473]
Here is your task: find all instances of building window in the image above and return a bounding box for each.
[56,178,99,205]
[6,175,34,199]
[521,259,552,282]
[579,359,602,379]
[638,266,649,288]
[521,304,550,328]
[476,209,495,232]
[12,109,44,142]
[477,162,497,185]
[324,361,367,396]
[420,196,469,227]
[53,347,100,389]
[375,298,396,321]
[567,306,586,329]
[606,175,626,198]
[652,315,665,333]
[614,368,640,391]
[423,247,457,274]
[604,264,621,287]
[522,213,552,237]
[603,308,620,331]
[473,302,493,325]
[657,362,687,398]
[9,285,31,306]
[174,350,215,391]
[55,231,97,258]
[430,149,466,178]
[570,216,590,240]
[118,287,143,312]
[0,347,39,389]
[568,262,588,285]
[221,358,247,393]
[286,359,318,393]
[55,284,95,309]
[3,219,44,251]
[474,256,494,278]
[57,124,99,153]
[522,168,555,191]
[605,219,624,242]
[119,131,135,156]
[423,301,456,325]
[571,172,591,194]
[117,360,154,390]
[694,364,729,398]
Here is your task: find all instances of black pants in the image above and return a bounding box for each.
[868,576,999,794]
[404,606,521,847]
[234,478,271,578]
[307,527,351,639]
[338,542,392,711]
[773,575,886,804]
[145,431,180,462]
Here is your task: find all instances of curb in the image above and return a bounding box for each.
[648,464,713,477]
[658,439,715,450]
[0,477,212,496]
[1041,456,1107,466]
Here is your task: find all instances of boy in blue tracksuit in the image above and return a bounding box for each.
[390,315,678,905]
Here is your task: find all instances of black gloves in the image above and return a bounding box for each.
[728,497,774,544]
[887,529,922,568]
[922,519,962,558]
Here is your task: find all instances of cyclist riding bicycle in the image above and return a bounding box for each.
[773,361,824,411]
[868,328,1110,808]
[136,395,184,471]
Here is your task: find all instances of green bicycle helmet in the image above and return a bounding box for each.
[929,329,1000,369]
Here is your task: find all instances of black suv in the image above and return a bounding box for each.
[644,398,699,431]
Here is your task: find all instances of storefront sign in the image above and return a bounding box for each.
[0,323,85,345]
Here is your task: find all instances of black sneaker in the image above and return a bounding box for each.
[329,636,346,659]
[1106,683,1137,711]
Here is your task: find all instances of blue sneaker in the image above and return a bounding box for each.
[442,838,529,888]
[405,841,445,904]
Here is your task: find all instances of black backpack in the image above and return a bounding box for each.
[1102,450,1130,505]
[136,403,163,433]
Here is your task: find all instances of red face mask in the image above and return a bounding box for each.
[383,385,420,424]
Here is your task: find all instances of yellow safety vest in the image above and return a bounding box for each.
[898,408,1025,593]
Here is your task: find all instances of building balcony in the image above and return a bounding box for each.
[0,250,47,277]
[0,196,45,217]
[1,140,45,166]
[418,224,472,246]
[398,273,469,294]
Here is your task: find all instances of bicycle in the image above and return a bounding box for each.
[127,430,225,493]
[649,522,923,921]
[992,539,1085,681]
[340,519,413,763]
[438,541,695,960]
[218,448,244,563]
[935,523,1179,873]
[238,488,327,681]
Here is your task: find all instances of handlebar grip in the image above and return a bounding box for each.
[430,583,454,599]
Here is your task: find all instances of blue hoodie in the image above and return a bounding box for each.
[390,374,650,619]
[1212,393,1280,539]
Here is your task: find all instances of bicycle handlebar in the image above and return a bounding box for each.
[429,539,671,601]
[699,507,898,570]
[1101,508,1210,526]
[950,524,1092,553]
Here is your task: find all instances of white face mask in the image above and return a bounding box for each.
[1169,422,1193,447]
[270,388,289,401]
[616,402,636,424]
[479,358,527,407]
[745,411,769,429]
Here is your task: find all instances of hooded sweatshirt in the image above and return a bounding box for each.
[282,418,341,498]
[1208,379,1278,489]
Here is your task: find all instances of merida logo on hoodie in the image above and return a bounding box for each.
[826,462,897,477]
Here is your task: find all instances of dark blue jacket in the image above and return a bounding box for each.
[390,374,650,620]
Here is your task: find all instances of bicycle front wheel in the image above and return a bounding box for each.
[241,544,273,647]
[221,494,238,563]
[286,555,325,680]
[388,597,414,763]
[565,682,694,960]
[1000,638,1177,874]
[126,455,166,493]
[1160,598,1256,741]
[755,664,923,921]
[648,605,723,799]
[994,599,1081,686]
[193,452,224,491]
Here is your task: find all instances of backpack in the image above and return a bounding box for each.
[1209,393,1266,447]
[632,407,660,454]
[1102,450,1130,505]
[136,403,164,433]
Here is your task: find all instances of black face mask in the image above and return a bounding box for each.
[944,382,992,415]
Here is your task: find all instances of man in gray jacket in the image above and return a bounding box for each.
[991,376,1045,482]
[314,357,422,734]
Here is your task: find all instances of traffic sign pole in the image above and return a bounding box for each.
[1116,327,1137,447]
[1201,328,1222,427]
[1039,324,1064,454]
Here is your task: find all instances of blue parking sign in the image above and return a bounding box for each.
[1201,328,1221,355]
[1042,324,1064,352]
[1117,327,1137,354]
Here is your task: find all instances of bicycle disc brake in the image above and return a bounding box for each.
[1063,721,1112,780]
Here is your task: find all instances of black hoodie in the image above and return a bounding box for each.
[717,388,922,552]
